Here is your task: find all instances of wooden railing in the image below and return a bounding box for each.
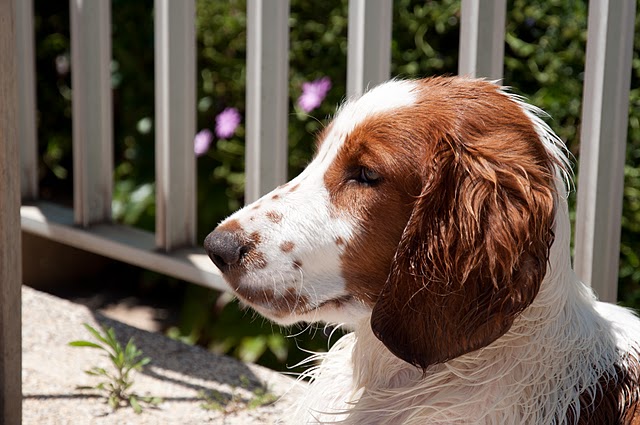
[1,0,636,423]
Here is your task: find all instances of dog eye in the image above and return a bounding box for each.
[355,167,382,185]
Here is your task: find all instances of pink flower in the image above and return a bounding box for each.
[55,54,70,76]
[194,129,213,157]
[215,107,241,139]
[297,77,332,113]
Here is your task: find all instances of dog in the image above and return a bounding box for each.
[204,76,640,424]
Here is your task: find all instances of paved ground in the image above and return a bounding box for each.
[22,286,304,425]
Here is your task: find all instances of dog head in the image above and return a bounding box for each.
[205,76,565,369]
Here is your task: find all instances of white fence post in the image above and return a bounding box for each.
[574,0,636,302]
[16,0,38,200]
[347,0,392,97]
[245,0,290,204]
[458,0,506,80]
[154,0,197,251]
[70,0,113,227]
[1,0,22,422]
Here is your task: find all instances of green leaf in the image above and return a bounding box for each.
[140,395,163,406]
[133,357,151,369]
[239,375,251,389]
[82,323,110,346]
[124,339,137,361]
[85,367,108,377]
[247,391,278,410]
[69,340,104,350]
[266,334,288,363]
[109,352,125,369]
[108,394,119,409]
[130,395,142,414]
[237,335,267,363]
[116,351,125,368]
[105,328,121,353]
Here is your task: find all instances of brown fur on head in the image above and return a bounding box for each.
[369,77,558,370]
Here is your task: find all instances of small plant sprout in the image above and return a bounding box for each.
[199,374,278,415]
[69,323,162,413]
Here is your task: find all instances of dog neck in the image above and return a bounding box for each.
[341,283,615,424]
[339,197,620,423]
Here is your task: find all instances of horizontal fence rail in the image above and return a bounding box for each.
[21,202,223,290]
[2,1,636,421]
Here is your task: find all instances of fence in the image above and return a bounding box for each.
[1,0,636,423]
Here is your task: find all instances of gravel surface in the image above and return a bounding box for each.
[22,286,304,425]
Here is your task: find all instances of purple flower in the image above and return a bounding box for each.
[215,107,241,139]
[297,77,332,113]
[194,129,213,157]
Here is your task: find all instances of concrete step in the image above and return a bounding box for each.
[22,286,303,425]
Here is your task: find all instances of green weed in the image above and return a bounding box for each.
[69,323,162,413]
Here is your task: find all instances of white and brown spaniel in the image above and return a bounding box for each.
[204,76,640,424]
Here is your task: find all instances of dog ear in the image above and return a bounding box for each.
[370,131,557,371]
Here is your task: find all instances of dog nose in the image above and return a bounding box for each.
[204,230,249,272]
